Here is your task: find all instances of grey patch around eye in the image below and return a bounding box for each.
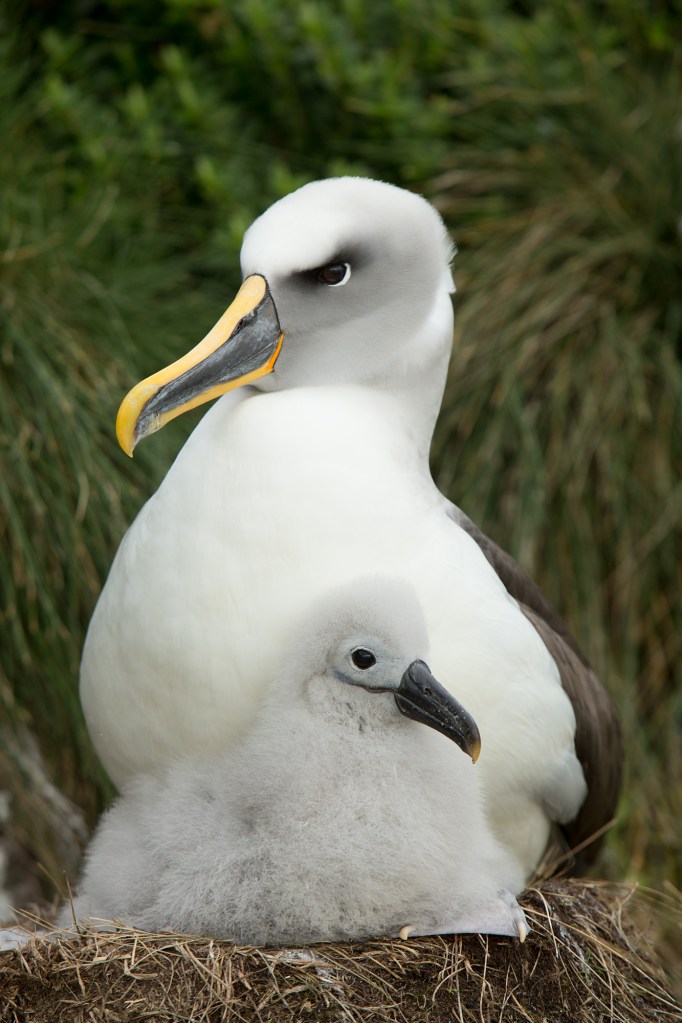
[292,242,368,288]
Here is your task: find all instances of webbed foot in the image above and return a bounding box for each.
[396,889,528,942]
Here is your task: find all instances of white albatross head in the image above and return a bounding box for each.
[116,177,455,455]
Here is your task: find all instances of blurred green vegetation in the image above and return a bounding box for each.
[0,0,679,920]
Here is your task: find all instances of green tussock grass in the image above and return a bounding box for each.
[428,12,682,889]
[0,35,224,815]
[0,1,679,984]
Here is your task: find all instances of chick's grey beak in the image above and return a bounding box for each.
[394,660,481,762]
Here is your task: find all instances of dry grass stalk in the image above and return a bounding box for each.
[0,879,679,1023]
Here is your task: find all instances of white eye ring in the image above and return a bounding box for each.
[319,262,351,287]
[332,263,351,287]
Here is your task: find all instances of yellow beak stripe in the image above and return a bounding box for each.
[116,275,282,456]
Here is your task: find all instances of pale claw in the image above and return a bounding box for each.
[499,888,529,942]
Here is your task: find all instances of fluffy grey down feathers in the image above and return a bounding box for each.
[65,579,526,944]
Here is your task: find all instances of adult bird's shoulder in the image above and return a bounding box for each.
[446,503,623,871]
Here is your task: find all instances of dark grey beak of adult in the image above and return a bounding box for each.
[394,660,482,762]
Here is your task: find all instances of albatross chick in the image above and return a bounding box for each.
[68,579,527,945]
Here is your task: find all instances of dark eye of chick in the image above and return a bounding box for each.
[317,262,350,286]
[351,648,376,670]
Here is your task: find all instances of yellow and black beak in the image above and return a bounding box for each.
[116,274,283,456]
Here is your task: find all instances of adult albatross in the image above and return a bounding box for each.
[81,177,622,879]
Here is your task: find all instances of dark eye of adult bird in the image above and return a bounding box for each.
[351,648,376,669]
[318,262,351,286]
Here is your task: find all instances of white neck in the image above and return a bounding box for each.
[381,286,453,465]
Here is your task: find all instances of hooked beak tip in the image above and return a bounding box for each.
[115,404,138,457]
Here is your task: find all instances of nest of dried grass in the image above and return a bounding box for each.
[1,879,679,1023]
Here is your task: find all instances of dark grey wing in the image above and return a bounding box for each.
[448,505,623,871]
[519,605,623,871]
